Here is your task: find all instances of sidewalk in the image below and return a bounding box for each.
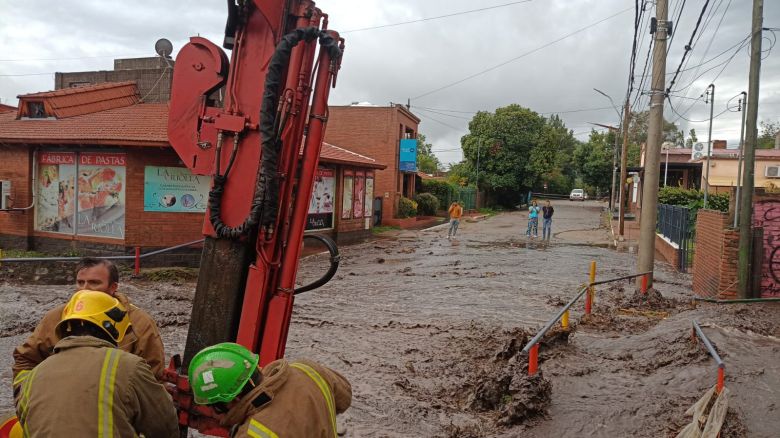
[609,208,641,246]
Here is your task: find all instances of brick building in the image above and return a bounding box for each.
[324,104,420,223]
[0,82,384,255]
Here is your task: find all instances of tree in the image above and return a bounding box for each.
[757,120,779,149]
[685,128,698,148]
[416,134,443,174]
[573,130,613,194]
[460,105,549,206]
[626,110,683,165]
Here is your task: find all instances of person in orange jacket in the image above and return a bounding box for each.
[188,343,352,438]
[447,201,463,239]
[14,290,178,437]
[12,257,165,380]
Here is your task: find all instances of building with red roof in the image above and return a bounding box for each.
[0,81,384,256]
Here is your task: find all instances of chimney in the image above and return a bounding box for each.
[713,140,727,150]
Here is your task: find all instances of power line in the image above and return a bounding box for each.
[411,104,616,116]
[666,0,712,94]
[341,0,534,33]
[414,108,464,130]
[411,6,633,100]
[0,72,55,77]
[0,54,145,63]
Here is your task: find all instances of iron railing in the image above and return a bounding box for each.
[657,204,695,272]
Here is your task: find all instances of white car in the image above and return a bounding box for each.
[570,189,585,201]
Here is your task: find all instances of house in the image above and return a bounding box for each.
[324,104,420,224]
[0,82,384,256]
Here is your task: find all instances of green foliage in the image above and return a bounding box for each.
[416,134,443,174]
[657,186,729,212]
[685,129,698,148]
[419,179,457,209]
[573,130,613,195]
[414,193,440,216]
[398,197,418,218]
[372,225,400,234]
[757,120,779,149]
[459,105,578,207]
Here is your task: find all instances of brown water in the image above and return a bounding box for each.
[1,201,777,437]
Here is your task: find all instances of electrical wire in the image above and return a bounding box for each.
[411,6,633,100]
[341,0,534,33]
[414,108,464,130]
[666,0,712,94]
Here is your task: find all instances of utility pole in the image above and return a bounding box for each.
[734,92,747,228]
[610,133,619,211]
[618,100,630,238]
[738,0,764,299]
[636,0,668,288]
[476,138,481,209]
[703,84,715,208]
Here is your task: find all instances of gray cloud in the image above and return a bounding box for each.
[1,0,778,164]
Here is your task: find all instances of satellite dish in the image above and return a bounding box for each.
[154,38,173,58]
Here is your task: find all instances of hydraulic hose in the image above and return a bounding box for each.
[208,27,342,240]
[294,234,340,294]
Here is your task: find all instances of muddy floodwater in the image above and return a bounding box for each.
[1,200,778,437]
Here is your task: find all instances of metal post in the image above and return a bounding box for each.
[637,0,668,289]
[704,84,715,208]
[734,92,748,228]
[589,260,597,308]
[619,101,631,238]
[476,138,481,209]
[664,146,669,187]
[134,246,141,276]
[594,88,623,212]
[528,344,539,376]
[738,0,764,299]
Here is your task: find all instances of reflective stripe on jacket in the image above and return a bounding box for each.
[14,336,178,438]
[230,359,351,438]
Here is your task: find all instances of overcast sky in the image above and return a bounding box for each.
[1,0,778,165]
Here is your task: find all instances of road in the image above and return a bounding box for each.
[1,200,778,437]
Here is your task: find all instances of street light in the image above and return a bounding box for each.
[593,88,623,211]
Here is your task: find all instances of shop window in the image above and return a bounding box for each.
[306,167,335,230]
[341,170,353,219]
[35,151,126,239]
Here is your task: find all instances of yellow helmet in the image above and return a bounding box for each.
[0,413,22,438]
[56,290,131,343]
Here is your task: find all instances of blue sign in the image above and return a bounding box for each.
[399,138,417,172]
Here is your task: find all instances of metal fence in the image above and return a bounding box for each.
[656,204,695,272]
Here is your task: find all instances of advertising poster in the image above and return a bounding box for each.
[353,172,365,218]
[399,138,417,172]
[76,153,126,239]
[35,152,76,234]
[342,171,354,219]
[306,167,335,230]
[364,176,374,219]
[144,166,211,213]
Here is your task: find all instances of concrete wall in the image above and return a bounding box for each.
[654,233,680,271]
[703,157,780,191]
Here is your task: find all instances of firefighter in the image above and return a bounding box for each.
[13,290,178,437]
[188,343,352,438]
[12,257,165,379]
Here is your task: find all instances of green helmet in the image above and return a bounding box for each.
[188,342,260,405]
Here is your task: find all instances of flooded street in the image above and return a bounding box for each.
[1,200,778,436]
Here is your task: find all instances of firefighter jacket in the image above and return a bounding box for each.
[221,359,352,438]
[12,291,165,379]
[13,336,178,438]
